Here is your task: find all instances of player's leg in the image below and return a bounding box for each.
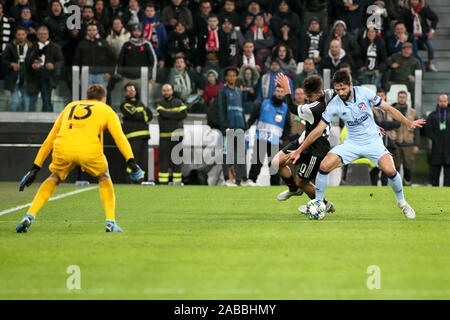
[16,173,61,233]
[314,153,343,201]
[96,168,122,232]
[378,153,415,219]
[248,139,264,183]
[158,137,170,184]
[170,137,183,185]
[272,150,303,200]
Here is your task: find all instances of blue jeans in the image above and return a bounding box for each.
[418,35,435,61]
[361,70,383,89]
[29,73,53,112]
[10,83,31,112]
[88,73,107,88]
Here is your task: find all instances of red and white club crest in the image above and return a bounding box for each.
[358,102,366,111]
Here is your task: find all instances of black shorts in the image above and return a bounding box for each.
[282,140,323,180]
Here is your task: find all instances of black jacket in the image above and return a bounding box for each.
[2,40,34,92]
[120,96,153,140]
[425,106,450,165]
[118,39,156,79]
[399,5,438,35]
[156,97,188,137]
[72,36,116,74]
[27,40,64,93]
[360,37,388,72]
[43,12,69,47]
[166,30,196,66]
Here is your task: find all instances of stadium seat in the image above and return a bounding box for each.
[361,84,377,94]
[387,84,412,107]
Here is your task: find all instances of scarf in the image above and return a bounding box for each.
[20,19,33,28]
[86,33,101,41]
[271,95,283,107]
[206,26,219,51]
[37,40,50,66]
[143,16,158,48]
[130,36,146,46]
[411,6,423,36]
[242,53,255,67]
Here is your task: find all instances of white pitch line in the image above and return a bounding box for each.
[0,186,98,217]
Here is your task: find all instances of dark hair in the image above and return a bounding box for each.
[302,75,323,95]
[83,5,94,11]
[398,90,408,96]
[145,3,155,10]
[339,62,351,70]
[376,89,386,94]
[333,70,351,85]
[15,26,27,33]
[87,84,107,100]
[124,82,136,91]
[208,13,218,20]
[224,67,238,76]
[243,40,254,46]
[394,21,406,27]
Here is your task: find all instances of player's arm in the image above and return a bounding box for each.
[107,112,144,182]
[287,120,328,163]
[19,112,64,191]
[379,100,426,129]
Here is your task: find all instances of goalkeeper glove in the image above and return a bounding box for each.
[19,164,41,191]
[126,158,144,183]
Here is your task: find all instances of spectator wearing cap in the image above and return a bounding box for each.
[302,0,328,32]
[321,39,356,75]
[231,39,265,73]
[387,41,421,95]
[255,59,293,105]
[142,3,167,69]
[270,0,302,41]
[399,0,439,72]
[302,16,327,65]
[193,0,212,35]
[324,19,360,64]
[244,12,274,62]
[242,0,262,34]
[117,24,158,95]
[218,17,244,70]
[276,19,301,62]
[386,21,421,63]
[218,0,241,27]
[166,21,196,67]
[72,23,116,88]
[161,0,193,33]
[15,6,38,42]
[203,69,223,105]
[293,58,319,90]
[8,0,37,23]
[123,0,145,28]
[264,44,297,78]
[359,27,388,89]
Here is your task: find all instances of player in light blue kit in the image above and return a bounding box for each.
[288,71,426,218]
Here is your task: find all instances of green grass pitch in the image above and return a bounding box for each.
[0,182,449,300]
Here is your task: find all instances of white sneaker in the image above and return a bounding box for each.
[225,179,237,187]
[277,188,303,201]
[240,179,258,187]
[428,63,438,72]
[398,200,416,219]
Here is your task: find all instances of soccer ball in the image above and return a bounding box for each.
[305,199,327,220]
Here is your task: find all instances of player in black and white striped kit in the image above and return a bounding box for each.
[272,74,335,213]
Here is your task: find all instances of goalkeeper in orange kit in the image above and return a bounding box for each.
[16,84,144,233]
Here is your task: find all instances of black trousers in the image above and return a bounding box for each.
[130,138,149,180]
[249,140,280,185]
[158,136,183,183]
[430,164,450,187]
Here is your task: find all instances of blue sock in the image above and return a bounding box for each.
[315,170,329,201]
[388,172,404,201]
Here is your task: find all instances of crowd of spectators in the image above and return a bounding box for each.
[0,0,440,113]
